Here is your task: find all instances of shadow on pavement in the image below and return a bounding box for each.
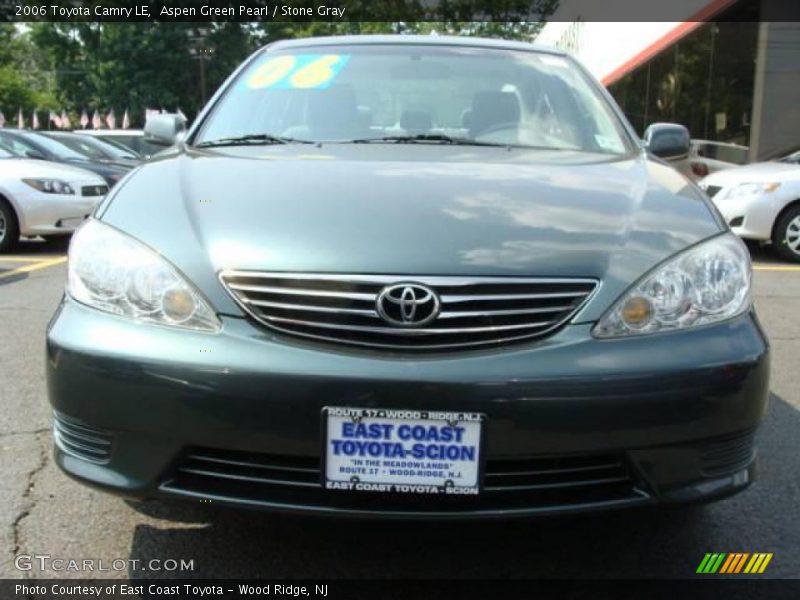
[745,240,797,266]
[6,236,71,256]
[124,392,796,580]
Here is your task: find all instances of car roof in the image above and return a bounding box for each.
[75,130,144,136]
[268,34,565,56]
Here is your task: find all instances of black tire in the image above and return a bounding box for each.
[0,198,20,254]
[772,204,800,263]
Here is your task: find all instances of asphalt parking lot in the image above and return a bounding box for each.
[1,237,799,581]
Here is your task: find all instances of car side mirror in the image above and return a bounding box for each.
[144,113,186,147]
[643,123,690,160]
[25,149,46,160]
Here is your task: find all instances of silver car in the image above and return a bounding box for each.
[0,147,107,252]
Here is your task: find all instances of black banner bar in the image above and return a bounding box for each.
[3,579,800,600]
[2,0,799,23]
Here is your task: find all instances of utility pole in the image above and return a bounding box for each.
[188,28,215,106]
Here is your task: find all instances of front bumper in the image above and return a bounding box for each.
[46,298,770,518]
[712,191,784,241]
[16,191,100,236]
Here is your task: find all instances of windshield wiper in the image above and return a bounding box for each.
[194,134,312,148]
[348,134,508,147]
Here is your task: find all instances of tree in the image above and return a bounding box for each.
[29,22,259,127]
[0,24,58,119]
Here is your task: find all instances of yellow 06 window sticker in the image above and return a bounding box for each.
[246,54,350,90]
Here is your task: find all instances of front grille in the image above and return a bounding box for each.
[219,272,598,350]
[52,411,112,463]
[698,428,756,477]
[704,185,722,198]
[161,448,647,515]
[81,184,109,197]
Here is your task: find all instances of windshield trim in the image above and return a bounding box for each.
[188,42,640,158]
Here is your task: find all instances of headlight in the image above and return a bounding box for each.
[22,178,75,195]
[593,233,751,338]
[724,182,781,199]
[68,220,221,332]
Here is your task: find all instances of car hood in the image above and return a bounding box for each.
[101,145,722,321]
[702,160,800,187]
[0,158,105,183]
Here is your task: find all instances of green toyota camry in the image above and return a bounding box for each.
[46,35,769,518]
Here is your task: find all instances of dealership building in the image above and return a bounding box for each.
[537,0,800,160]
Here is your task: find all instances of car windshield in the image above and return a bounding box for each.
[25,132,92,160]
[195,44,632,155]
[0,146,14,158]
[779,150,800,164]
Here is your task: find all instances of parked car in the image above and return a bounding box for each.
[0,129,130,186]
[0,145,107,252]
[700,148,800,261]
[40,131,142,169]
[642,124,744,181]
[48,36,768,518]
[689,139,750,178]
[74,129,163,158]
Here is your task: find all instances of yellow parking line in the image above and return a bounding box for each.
[753,264,800,272]
[0,256,67,280]
[0,256,49,262]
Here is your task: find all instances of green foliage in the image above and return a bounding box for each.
[28,22,259,127]
[0,24,58,118]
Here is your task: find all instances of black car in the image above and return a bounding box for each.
[40,131,142,169]
[47,36,769,518]
[0,129,130,186]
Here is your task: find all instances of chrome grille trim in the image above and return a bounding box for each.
[438,305,575,319]
[441,291,588,302]
[264,315,553,334]
[220,271,599,350]
[246,299,379,316]
[229,283,375,301]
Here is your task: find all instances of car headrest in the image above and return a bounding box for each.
[469,91,520,138]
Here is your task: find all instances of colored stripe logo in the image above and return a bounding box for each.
[697,553,773,574]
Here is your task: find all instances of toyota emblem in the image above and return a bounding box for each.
[376,283,441,327]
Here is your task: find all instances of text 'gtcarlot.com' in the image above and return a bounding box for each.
[14,554,194,572]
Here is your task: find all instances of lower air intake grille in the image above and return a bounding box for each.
[53,411,112,463]
[161,448,647,515]
[698,428,757,477]
[81,185,109,197]
[219,272,598,350]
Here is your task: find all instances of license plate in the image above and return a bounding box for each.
[322,407,484,495]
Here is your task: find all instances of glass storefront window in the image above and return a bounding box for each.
[608,20,759,147]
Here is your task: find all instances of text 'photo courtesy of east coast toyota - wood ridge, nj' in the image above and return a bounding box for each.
[1,0,800,597]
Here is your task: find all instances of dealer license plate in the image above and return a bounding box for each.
[323,407,484,495]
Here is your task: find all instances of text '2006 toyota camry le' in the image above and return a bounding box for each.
[47,36,769,518]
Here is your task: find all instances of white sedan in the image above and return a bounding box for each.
[700,150,800,262]
[0,147,108,252]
